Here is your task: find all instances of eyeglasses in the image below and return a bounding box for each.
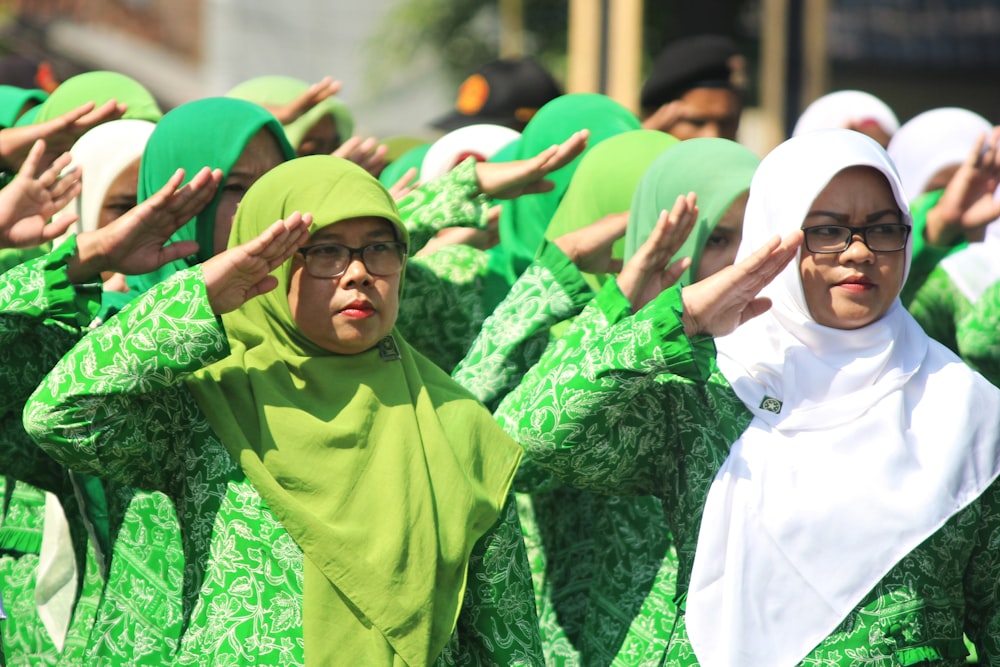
[802,223,910,254]
[297,241,407,278]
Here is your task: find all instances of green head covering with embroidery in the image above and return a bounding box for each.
[625,137,760,284]
[544,129,679,291]
[33,71,162,123]
[226,75,354,151]
[185,155,521,666]
[0,85,46,128]
[125,97,295,294]
[484,93,640,310]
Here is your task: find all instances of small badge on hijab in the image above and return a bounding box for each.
[760,396,783,414]
[378,335,401,361]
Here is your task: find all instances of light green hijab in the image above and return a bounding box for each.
[227,75,354,151]
[625,137,761,284]
[544,129,680,291]
[33,70,162,123]
[125,97,295,294]
[185,156,521,666]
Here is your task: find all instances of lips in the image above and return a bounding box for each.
[339,299,375,318]
[834,275,875,291]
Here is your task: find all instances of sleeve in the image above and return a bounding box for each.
[452,240,595,412]
[900,190,966,307]
[963,480,1000,663]
[397,243,492,373]
[395,157,491,254]
[22,268,230,494]
[0,238,102,490]
[957,281,1000,388]
[907,265,970,355]
[450,493,545,666]
[493,280,717,497]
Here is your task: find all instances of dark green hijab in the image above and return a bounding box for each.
[125,97,295,293]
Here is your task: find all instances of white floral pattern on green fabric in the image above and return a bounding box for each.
[494,281,1000,665]
[25,267,545,666]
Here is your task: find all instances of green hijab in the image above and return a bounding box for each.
[33,71,162,123]
[185,156,520,666]
[227,75,354,150]
[0,85,46,128]
[625,137,761,284]
[485,93,640,309]
[125,97,295,294]
[544,129,679,291]
[377,142,430,188]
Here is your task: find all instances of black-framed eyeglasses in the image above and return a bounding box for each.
[802,223,910,254]
[297,241,408,278]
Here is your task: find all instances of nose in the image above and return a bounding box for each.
[697,123,722,139]
[339,254,372,286]
[839,234,875,264]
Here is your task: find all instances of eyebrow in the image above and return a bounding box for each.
[804,208,900,224]
[311,227,396,243]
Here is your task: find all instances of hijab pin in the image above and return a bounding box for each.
[378,335,401,361]
[760,396,783,414]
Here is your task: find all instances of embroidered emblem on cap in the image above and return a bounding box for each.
[760,396,783,414]
[456,74,490,115]
[378,335,401,361]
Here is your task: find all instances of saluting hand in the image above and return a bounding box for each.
[680,231,802,338]
[926,126,1000,246]
[554,211,630,275]
[0,139,81,249]
[616,193,699,312]
[475,129,589,199]
[0,99,126,171]
[266,76,342,126]
[68,167,223,284]
[202,212,312,315]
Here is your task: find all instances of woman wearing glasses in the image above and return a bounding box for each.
[493,128,1000,665]
[24,156,542,665]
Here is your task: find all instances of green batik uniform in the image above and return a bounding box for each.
[494,281,1000,665]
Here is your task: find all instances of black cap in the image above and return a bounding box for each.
[641,35,739,109]
[432,57,563,133]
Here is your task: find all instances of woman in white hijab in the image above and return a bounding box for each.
[495,128,1000,665]
[792,89,899,147]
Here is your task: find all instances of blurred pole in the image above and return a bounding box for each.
[606,0,642,113]
[761,0,789,148]
[802,0,830,106]
[499,0,525,57]
[567,0,602,93]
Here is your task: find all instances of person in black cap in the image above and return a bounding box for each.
[640,34,744,141]
[432,56,563,133]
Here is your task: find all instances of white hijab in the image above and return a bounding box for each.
[53,119,155,246]
[887,106,992,202]
[687,129,1000,667]
[792,89,899,139]
[420,123,520,180]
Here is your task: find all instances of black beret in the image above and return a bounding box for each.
[641,34,739,109]
[432,57,563,133]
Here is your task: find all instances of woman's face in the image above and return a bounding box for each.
[799,166,906,330]
[99,157,140,229]
[695,190,747,281]
[287,216,402,355]
[297,114,340,157]
[214,129,286,254]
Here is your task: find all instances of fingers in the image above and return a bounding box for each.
[47,102,96,132]
[739,297,773,325]
[38,151,75,189]
[660,256,692,289]
[49,167,82,204]
[542,129,588,172]
[38,213,78,242]
[157,240,200,265]
[18,139,46,177]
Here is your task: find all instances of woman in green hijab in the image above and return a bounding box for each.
[32,70,162,124]
[482,93,641,312]
[227,75,353,155]
[455,137,761,666]
[26,155,543,666]
[126,96,296,294]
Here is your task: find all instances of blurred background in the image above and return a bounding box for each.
[3,0,998,156]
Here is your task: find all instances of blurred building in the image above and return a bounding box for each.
[5,0,455,139]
